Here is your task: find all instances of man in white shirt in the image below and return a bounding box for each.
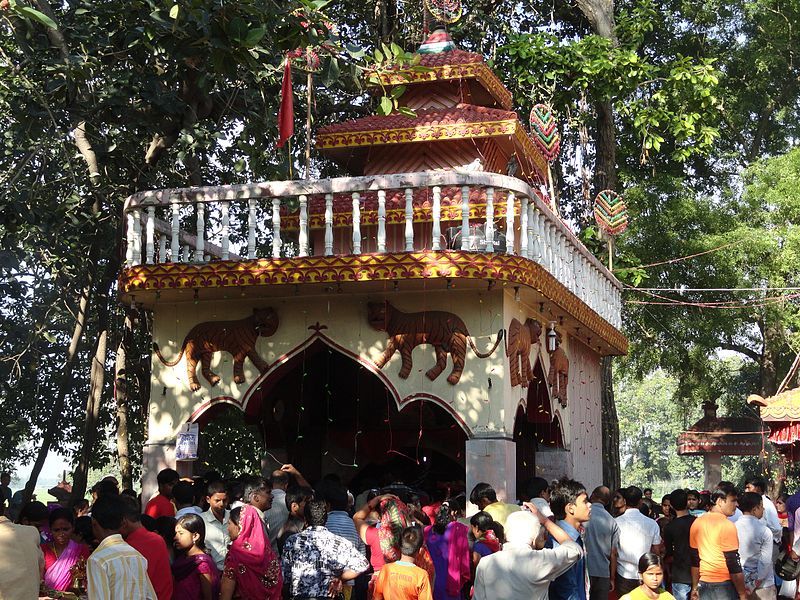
[0,511,43,600]
[474,503,584,600]
[735,492,775,600]
[200,481,230,571]
[744,477,782,545]
[615,485,663,596]
[264,464,309,551]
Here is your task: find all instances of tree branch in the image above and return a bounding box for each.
[73,121,101,183]
[719,342,760,363]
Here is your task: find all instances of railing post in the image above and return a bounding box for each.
[324,193,334,256]
[505,191,515,254]
[352,192,362,254]
[132,208,142,265]
[520,197,529,257]
[377,190,387,253]
[272,198,281,258]
[182,244,191,262]
[170,201,180,262]
[247,198,257,259]
[431,186,441,251]
[485,187,495,252]
[298,195,309,257]
[460,185,470,251]
[404,188,414,251]
[194,202,205,262]
[221,201,230,260]
[546,221,554,274]
[145,206,155,264]
[125,212,134,266]
[158,237,167,264]
[530,206,538,261]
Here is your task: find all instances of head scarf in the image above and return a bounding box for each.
[378,497,410,563]
[223,504,282,600]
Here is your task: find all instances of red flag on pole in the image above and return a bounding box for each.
[277,58,294,148]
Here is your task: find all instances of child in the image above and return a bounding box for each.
[373,526,433,600]
[172,514,220,600]
[619,553,674,600]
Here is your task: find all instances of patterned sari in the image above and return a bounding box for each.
[43,540,87,591]
[223,505,282,600]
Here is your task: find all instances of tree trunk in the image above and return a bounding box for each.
[601,355,621,489]
[761,312,782,397]
[115,312,134,490]
[22,277,93,505]
[71,257,118,503]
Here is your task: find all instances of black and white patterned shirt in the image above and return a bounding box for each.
[281,526,369,599]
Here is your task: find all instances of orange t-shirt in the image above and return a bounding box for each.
[689,511,739,583]
[373,560,433,600]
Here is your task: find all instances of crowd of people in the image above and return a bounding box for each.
[0,468,796,600]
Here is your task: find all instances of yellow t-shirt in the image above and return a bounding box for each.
[484,501,521,527]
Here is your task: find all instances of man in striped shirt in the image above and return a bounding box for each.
[87,495,156,600]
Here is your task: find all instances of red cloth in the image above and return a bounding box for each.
[277,59,294,148]
[42,541,91,572]
[223,504,282,600]
[144,494,175,519]
[768,422,800,444]
[126,526,174,600]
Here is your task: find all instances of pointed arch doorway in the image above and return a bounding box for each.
[197,337,468,489]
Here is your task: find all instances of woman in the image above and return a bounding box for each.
[220,505,282,600]
[611,489,626,517]
[619,553,674,600]
[469,511,500,571]
[424,498,471,600]
[173,514,220,600]
[42,508,91,592]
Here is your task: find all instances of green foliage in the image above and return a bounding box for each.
[197,407,264,476]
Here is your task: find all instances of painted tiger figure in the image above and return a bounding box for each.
[153,307,279,392]
[367,301,504,385]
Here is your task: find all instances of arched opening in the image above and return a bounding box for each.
[514,358,564,492]
[201,339,468,489]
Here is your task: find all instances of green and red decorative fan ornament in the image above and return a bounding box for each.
[529,103,561,212]
[593,189,629,270]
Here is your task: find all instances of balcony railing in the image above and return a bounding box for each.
[122,171,622,329]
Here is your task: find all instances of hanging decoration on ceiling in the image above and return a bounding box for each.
[529,103,561,214]
[593,189,629,270]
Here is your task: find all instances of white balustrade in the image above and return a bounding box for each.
[352,192,361,254]
[298,195,308,257]
[123,171,623,329]
[377,190,387,253]
[485,187,494,252]
[404,188,414,251]
[271,198,281,258]
[431,186,441,251]
[324,194,334,256]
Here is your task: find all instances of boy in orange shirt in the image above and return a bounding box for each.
[373,526,433,600]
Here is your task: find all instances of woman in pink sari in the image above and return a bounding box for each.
[42,508,91,592]
[219,505,282,600]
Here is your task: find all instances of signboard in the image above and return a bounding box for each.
[176,423,199,461]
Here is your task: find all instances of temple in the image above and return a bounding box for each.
[119,32,627,504]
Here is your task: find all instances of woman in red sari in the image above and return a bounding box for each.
[219,505,282,600]
[42,508,91,592]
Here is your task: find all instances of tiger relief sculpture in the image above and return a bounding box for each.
[547,333,570,407]
[506,317,543,388]
[154,307,279,392]
[367,301,504,385]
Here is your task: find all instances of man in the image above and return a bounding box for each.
[281,500,370,599]
[735,492,775,600]
[264,463,309,550]
[0,506,43,599]
[664,489,697,600]
[277,486,314,554]
[87,495,156,599]
[172,480,202,518]
[473,503,583,600]
[119,495,172,600]
[373,526,432,600]
[616,485,663,596]
[528,477,555,519]
[0,473,12,510]
[201,480,230,571]
[143,468,179,519]
[689,490,706,517]
[744,477,782,545]
[244,476,273,526]
[548,478,593,600]
[689,481,747,600]
[319,480,367,600]
[584,485,619,600]
[469,482,520,527]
